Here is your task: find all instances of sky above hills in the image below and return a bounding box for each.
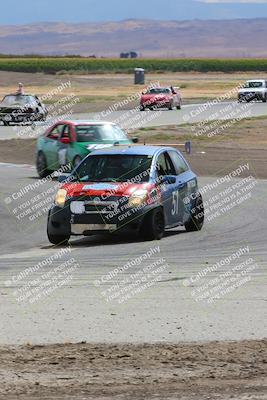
[1,0,267,24]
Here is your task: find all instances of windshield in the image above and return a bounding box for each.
[74,155,152,182]
[243,81,263,88]
[147,88,171,94]
[1,95,36,107]
[75,124,130,143]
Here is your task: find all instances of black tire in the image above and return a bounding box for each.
[36,151,52,178]
[263,94,267,103]
[140,208,165,241]
[47,232,70,245]
[185,194,204,232]
[73,155,82,169]
[140,105,145,111]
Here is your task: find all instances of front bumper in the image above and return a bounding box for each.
[0,112,44,124]
[238,92,264,101]
[141,99,171,108]
[48,198,157,237]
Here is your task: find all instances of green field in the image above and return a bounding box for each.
[0,58,267,74]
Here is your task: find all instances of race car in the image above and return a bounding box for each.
[0,94,48,125]
[238,80,267,103]
[36,120,138,178]
[140,87,182,111]
[47,145,204,244]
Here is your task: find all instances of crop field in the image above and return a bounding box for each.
[0,57,267,73]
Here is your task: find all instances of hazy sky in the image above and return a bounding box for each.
[2,0,267,24]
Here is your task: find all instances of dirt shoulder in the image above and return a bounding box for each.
[1,339,266,400]
[1,136,267,179]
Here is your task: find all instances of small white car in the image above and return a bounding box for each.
[238,80,267,103]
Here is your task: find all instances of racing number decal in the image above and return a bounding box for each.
[171,190,179,216]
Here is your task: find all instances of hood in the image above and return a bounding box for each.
[62,181,153,198]
[76,142,132,151]
[239,88,264,93]
[141,94,171,101]
[0,104,22,111]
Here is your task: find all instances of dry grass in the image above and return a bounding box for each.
[135,116,267,148]
[0,71,258,105]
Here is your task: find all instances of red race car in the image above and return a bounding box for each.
[140,86,182,111]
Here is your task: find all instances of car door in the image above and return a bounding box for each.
[155,151,184,227]
[43,123,65,170]
[168,149,197,221]
[58,124,72,166]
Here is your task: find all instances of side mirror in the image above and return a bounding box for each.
[57,174,71,183]
[132,137,139,143]
[161,175,176,184]
[60,137,71,144]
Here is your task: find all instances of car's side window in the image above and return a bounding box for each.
[156,152,176,178]
[156,153,168,178]
[47,124,64,140]
[165,152,176,175]
[61,124,71,139]
[168,150,189,175]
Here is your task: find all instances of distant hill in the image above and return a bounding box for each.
[1,19,267,58]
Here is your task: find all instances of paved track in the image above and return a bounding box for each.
[0,164,266,345]
[0,100,267,139]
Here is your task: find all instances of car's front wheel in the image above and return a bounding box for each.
[36,151,52,178]
[185,194,204,232]
[140,208,165,241]
[47,231,70,245]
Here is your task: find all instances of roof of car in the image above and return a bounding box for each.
[148,87,170,90]
[89,145,176,156]
[60,120,116,126]
[5,93,36,97]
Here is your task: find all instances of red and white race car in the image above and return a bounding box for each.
[140,86,182,111]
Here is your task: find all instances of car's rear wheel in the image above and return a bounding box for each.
[185,194,204,232]
[263,94,267,103]
[36,151,52,178]
[140,208,165,241]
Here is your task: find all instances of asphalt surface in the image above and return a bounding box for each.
[0,100,267,139]
[0,163,266,345]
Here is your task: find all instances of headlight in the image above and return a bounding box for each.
[128,189,148,208]
[55,189,67,208]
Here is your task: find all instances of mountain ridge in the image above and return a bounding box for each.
[1,18,267,57]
